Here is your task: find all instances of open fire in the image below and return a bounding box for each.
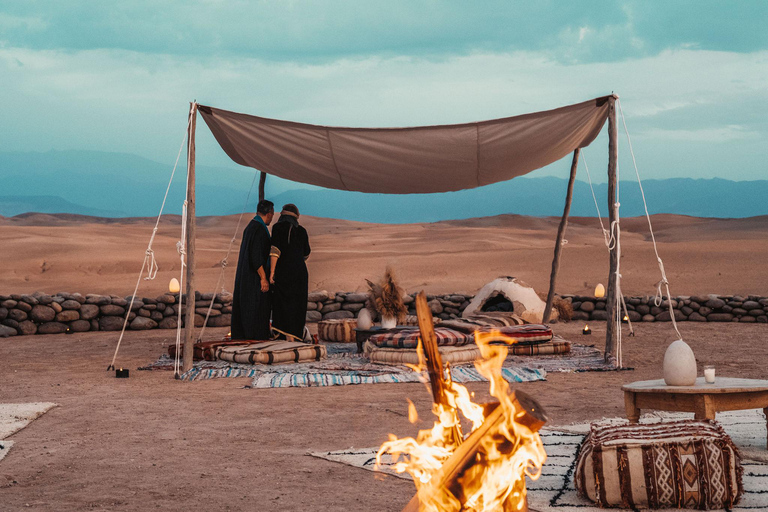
[377,293,548,512]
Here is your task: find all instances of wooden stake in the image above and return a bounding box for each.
[182,103,198,373]
[543,149,580,323]
[605,95,619,365]
[258,171,267,202]
[415,291,462,446]
[401,391,547,512]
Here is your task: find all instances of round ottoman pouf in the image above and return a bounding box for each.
[575,419,742,509]
[317,319,358,343]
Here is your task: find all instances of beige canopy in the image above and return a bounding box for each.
[199,96,611,194]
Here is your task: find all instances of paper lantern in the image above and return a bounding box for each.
[594,283,605,298]
[169,278,180,293]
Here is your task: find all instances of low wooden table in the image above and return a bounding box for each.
[622,377,768,448]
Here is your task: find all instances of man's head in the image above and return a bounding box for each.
[281,203,299,218]
[257,199,275,224]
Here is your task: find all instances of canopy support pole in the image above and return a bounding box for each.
[182,102,198,373]
[258,172,267,202]
[543,149,580,323]
[604,96,619,365]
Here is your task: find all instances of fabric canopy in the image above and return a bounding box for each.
[199,96,612,194]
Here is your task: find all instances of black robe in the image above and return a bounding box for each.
[270,215,311,339]
[231,217,271,340]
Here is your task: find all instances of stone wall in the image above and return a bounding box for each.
[0,291,232,337]
[565,294,768,324]
[2,290,766,337]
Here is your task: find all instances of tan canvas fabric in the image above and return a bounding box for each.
[198,96,611,194]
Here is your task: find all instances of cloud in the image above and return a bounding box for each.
[1,1,766,64]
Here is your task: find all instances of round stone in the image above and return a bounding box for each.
[18,320,37,335]
[99,316,126,331]
[30,305,56,323]
[56,310,80,322]
[37,322,69,334]
[100,304,126,316]
[61,300,81,311]
[580,301,595,312]
[130,316,157,330]
[8,309,28,322]
[79,304,100,320]
[69,319,91,332]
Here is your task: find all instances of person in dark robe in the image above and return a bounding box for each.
[231,200,274,340]
[269,204,311,340]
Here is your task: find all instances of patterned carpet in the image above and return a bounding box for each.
[138,342,618,388]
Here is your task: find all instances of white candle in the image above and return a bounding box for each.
[704,366,716,384]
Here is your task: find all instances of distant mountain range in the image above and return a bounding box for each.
[2,150,767,222]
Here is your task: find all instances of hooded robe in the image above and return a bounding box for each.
[231,216,271,340]
[270,214,311,339]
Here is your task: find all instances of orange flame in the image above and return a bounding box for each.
[377,331,547,511]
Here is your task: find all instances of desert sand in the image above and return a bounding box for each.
[1,213,767,511]
[1,213,767,297]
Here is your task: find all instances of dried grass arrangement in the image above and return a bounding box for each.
[366,266,408,323]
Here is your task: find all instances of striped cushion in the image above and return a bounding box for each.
[508,337,570,356]
[475,324,553,344]
[318,319,357,343]
[167,340,255,361]
[402,315,440,326]
[215,341,327,365]
[368,327,472,349]
[365,343,481,365]
[575,420,743,509]
[439,314,524,334]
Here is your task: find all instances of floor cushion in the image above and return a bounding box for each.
[168,340,255,361]
[367,327,472,349]
[439,313,524,334]
[364,342,481,366]
[318,319,358,343]
[215,341,327,365]
[575,419,743,509]
[474,324,553,344]
[508,337,570,356]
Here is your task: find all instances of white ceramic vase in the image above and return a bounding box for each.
[663,339,697,386]
[380,315,397,329]
[357,309,373,330]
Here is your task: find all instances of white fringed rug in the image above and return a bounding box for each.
[0,403,57,464]
[311,410,768,511]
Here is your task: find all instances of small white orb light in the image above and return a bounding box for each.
[169,278,181,294]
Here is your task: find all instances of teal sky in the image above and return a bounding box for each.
[2,1,767,183]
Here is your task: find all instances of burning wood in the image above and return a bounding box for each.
[377,291,548,512]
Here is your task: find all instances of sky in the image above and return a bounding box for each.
[1,0,767,184]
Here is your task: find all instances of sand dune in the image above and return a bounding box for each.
[1,212,766,297]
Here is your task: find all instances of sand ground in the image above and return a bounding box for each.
[1,212,767,510]
[1,321,767,511]
[1,213,767,297]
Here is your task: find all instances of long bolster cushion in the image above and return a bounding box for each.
[508,337,570,355]
[367,327,472,349]
[215,341,327,365]
[168,340,257,361]
[365,343,481,365]
[575,419,743,509]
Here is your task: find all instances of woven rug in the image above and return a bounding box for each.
[311,427,768,511]
[138,342,616,388]
[138,352,546,387]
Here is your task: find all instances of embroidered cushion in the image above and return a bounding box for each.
[317,319,358,343]
[367,327,472,349]
[215,341,327,365]
[575,420,743,509]
[168,339,255,361]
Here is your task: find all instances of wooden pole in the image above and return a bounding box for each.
[258,171,267,202]
[182,103,198,373]
[604,95,619,365]
[415,291,463,446]
[543,149,580,322]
